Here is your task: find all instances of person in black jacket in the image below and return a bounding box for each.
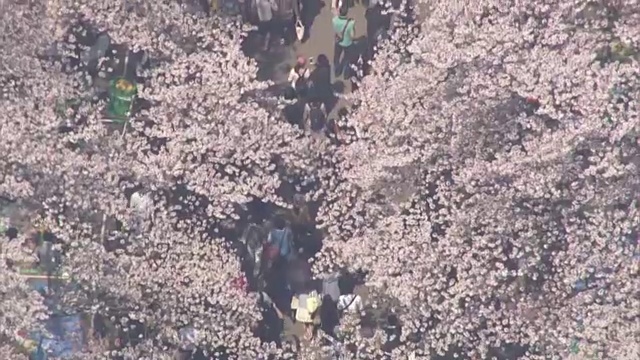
[254,290,285,345]
[273,0,301,45]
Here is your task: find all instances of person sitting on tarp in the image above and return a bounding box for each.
[291,281,321,339]
[267,216,294,262]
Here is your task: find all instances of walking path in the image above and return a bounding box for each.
[243,0,368,121]
[238,0,371,347]
[297,1,367,120]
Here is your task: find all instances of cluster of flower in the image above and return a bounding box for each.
[1,0,639,359]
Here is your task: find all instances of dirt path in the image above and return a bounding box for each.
[239,1,370,347]
[243,1,368,121]
[295,1,367,120]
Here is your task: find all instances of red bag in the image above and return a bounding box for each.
[264,243,280,260]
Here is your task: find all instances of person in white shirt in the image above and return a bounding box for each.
[287,56,311,96]
[337,293,363,314]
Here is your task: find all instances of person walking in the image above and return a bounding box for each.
[267,216,295,262]
[332,4,356,78]
[255,0,279,50]
[274,0,301,45]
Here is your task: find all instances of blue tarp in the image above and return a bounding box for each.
[23,275,84,359]
[28,314,84,359]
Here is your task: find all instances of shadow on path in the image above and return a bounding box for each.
[241,29,296,82]
[301,0,326,43]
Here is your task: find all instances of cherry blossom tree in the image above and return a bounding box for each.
[1,0,321,357]
[41,202,264,358]
[4,0,638,358]
[314,0,640,358]
[0,247,48,355]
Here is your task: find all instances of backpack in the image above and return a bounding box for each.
[304,102,326,132]
[274,0,295,19]
[264,242,280,261]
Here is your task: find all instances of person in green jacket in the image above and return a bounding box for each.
[332,4,356,78]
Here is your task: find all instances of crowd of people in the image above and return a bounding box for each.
[243,0,397,138]
[199,3,403,350]
[230,207,388,355]
[251,0,301,50]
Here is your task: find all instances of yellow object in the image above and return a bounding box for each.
[307,296,319,313]
[115,79,134,92]
[296,307,313,323]
[291,292,320,324]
